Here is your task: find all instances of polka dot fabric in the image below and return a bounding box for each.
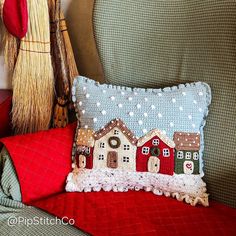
[73,76,211,137]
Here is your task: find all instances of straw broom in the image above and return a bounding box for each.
[12,0,54,134]
[48,0,78,128]
[59,10,79,90]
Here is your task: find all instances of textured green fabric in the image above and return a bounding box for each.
[93,0,236,207]
[0,148,22,201]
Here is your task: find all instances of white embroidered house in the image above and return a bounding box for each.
[93,118,138,171]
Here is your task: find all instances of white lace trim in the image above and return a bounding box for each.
[65,168,209,207]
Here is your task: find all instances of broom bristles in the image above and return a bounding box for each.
[2,29,19,74]
[12,0,54,134]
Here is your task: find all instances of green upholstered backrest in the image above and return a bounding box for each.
[93,0,236,207]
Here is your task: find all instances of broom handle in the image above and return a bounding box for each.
[55,0,69,98]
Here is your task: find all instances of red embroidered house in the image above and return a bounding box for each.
[136,129,175,175]
[76,128,95,169]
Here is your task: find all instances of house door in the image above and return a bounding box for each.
[183,161,194,174]
[107,151,118,168]
[148,156,160,173]
[78,154,86,168]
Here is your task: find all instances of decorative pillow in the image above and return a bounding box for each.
[66,76,211,206]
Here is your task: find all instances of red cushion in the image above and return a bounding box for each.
[0,90,12,139]
[31,191,236,236]
[2,0,28,38]
[0,123,76,203]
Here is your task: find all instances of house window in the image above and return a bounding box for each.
[98,154,104,160]
[124,144,130,150]
[152,139,159,146]
[142,147,150,155]
[114,130,119,135]
[193,152,199,160]
[163,148,170,157]
[186,152,192,159]
[177,151,184,159]
[123,156,130,162]
[99,142,105,148]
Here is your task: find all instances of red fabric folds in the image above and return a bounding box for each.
[32,191,236,236]
[0,123,76,203]
[2,0,28,38]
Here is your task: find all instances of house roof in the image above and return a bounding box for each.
[76,128,95,147]
[137,129,175,148]
[173,132,200,151]
[94,118,138,144]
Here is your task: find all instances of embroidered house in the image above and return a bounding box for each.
[76,128,95,169]
[173,132,200,175]
[136,129,175,175]
[93,119,138,171]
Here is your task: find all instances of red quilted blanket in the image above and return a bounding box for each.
[32,192,236,236]
[1,125,236,235]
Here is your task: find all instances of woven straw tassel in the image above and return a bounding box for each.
[12,0,54,134]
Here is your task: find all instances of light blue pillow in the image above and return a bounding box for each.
[69,76,211,206]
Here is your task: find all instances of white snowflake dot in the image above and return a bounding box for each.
[158,93,162,97]
[78,101,82,106]
[138,120,143,125]
[199,108,203,112]
[162,130,167,135]
[137,104,141,109]
[158,113,163,118]
[144,113,148,117]
[142,129,147,134]
[134,92,138,95]
[128,97,133,101]
[118,103,123,108]
[192,124,196,128]
[81,110,85,114]
[170,122,174,127]
[144,97,148,102]
[172,98,176,103]
[84,125,88,129]
[188,115,192,120]
[199,92,203,96]
[101,110,107,115]
[110,96,115,101]
[96,102,101,107]
[193,100,197,104]
[182,92,186,96]
[129,112,134,117]
[93,118,97,123]
[85,93,90,98]
[83,87,87,91]
[151,105,156,110]
[121,91,125,95]
[179,106,183,111]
